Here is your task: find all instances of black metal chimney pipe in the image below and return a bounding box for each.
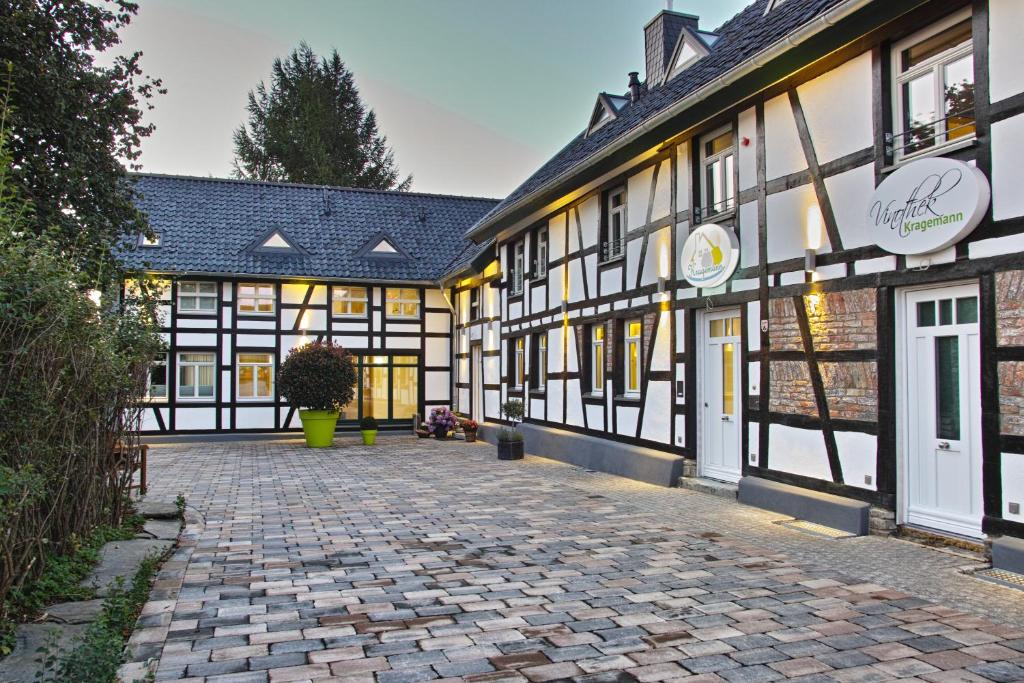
[628,72,642,103]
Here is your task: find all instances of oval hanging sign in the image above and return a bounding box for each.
[680,223,739,288]
[867,157,990,255]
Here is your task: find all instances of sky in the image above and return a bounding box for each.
[111,0,750,198]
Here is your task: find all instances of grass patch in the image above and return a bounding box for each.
[37,552,161,682]
[0,514,144,658]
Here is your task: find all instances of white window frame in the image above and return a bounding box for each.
[624,319,642,396]
[591,326,605,395]
[603,187,627,263]
[237,283,276,315]
[513,337,525,389]
[891,9,974,162]
[469,287,480,321]
[177,281,217,314]
[146,353,168,402]
[700,125,736,219]
[236,352,274,401]
[536,333,547,390]
[536,227,548,278]
[511,241,525,295]
[332,285,368,318]
[386,287,420,319]
[176,352,215,401]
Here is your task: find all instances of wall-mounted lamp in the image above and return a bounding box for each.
[560,300,568,314]
[657,276,667,294]
[805,205,822,275]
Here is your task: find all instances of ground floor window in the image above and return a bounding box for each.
[146,354,168,400]
[341,354,419,421]
[534,332,547,389]
[624,320,642,395]
[237,352,274,400]
[591,325,605,394]
[178,352,215,400]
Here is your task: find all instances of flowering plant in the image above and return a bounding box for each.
[428,406,458,436]
[460,418,479,432]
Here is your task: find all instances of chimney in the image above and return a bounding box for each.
[644,10,700,87]
[627,72,642,103]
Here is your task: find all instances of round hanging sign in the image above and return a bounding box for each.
[680,223,740,288]
[866,157,990,255]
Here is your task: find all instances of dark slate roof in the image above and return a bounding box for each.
[441,236,496,281]
[467,0,845,238]
[122,174,499,281]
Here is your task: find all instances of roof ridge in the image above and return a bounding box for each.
[130,172,502,203]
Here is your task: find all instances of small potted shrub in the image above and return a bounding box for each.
[278,341,356,448]
[428,406,458,439]
[360,416,379,445]
[497,399,524,460]
[461,418,479,442]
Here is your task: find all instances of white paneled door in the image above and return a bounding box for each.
[700,309,743,483]
[904,283,983,538]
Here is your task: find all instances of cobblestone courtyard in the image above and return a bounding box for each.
[135,438,1024,682]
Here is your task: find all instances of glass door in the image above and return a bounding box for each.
[701,310,743,482]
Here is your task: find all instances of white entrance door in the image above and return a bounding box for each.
[904,284,982,538]
[471,345,484,422]
[700,309,742,482]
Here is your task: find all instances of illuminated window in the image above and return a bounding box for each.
[386,288,420,318]
[139,233,160,247]
[624,320,642,395]
[892,11,974,159]
[361,356,389,419]
[602,187,627,262]
[591,325,605,394]
[177,352,215,400]
[512,337,525,389]
[178,281,217,313]
[146,354,168,401]
[332,286,368,317]
[701,127,735,217]
[237,283,275,315]
[349,355,419,421]
[237,353,273,400]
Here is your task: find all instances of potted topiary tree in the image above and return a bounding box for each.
[360,416,378,445]
[278,341,356,448]
[497,398,524,460]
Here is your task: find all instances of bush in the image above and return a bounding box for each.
[277,341,356,411]
[359,416,378,431]
[427,407,457,437]
[497,429,523,443]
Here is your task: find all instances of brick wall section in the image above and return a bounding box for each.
[805,290,876,352]
[768,298,802,351]
[821,362,878,422]
[996,270,1024,347]
[1000,361,1024,436]
[769,361,817,416]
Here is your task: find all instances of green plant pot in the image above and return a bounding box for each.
[298,409,339,448]
[361,429,377,445]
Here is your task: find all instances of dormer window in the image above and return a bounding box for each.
[248,228,307,255]
[371,239,397,253]
[262,232,290,248]
[585,94,628,138]
[139,233,160,247]
[663,28,712,83]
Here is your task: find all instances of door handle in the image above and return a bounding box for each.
[938,441,950,450]
[721,415,730,422]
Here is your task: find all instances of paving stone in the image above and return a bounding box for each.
[81,538,173,597]
[0,623,88,683]
[42,598,106,624]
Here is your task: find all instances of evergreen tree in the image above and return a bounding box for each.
[233,43,411,191]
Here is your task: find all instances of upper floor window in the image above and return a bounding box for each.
[602,187,627,263]
[178,281,217,313]
[237,353,274,400]
[701,127,735,218]
[534,333,548,390]
[893,12,974,160]
[469,287,481,321]
[591,325,605,395]
[333,286,368,318]
[535,227,548,278]
[510,241,525,295]
[177,352,215,400]
[238,283,275,315]
[146,354,168,401]
[139,233,160,247]
[624,319,642,395]
[386,288,420,319]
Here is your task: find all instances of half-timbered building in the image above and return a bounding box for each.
[448,0,1024,547]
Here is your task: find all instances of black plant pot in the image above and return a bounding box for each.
[497,440,524,460]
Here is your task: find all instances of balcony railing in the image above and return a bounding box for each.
[600,238,625,263]
[889,107,976,159]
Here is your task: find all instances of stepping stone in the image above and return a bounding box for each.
[0,623,87,683]
[136,500,179,519]
[140,518,180,540]
[80,539,173,597]
[42,599,105,624]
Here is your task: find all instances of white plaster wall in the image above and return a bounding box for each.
[237,319,275,330]
[764,93,806,180]
[768,423,832,482]
[625,236,643,289]
[738,107,758,191]
[566,379,585,427]
[175,406,216,430]
[568,259,585,304]
[746,301,761,352]
[675,415,686,447]
[1002,452,1024,523]
[425,371,450,401]
[586,404,605,431]
[531,284,547,313]
[991,114,1024,220]
[640,381,672,443]
[235,407,274,430]
[548,265,564,310]
[177,332,218,347]
[628,166,655,229]
[282,308,326,331]
[548,327,564,374]
[739,201,759,269]
[179,317,217,329]
[796,52,873,164]
[990,0,1024,103]
[640,226,672,287]
[748,421,759,465]
[282,283,319,304]
[140,406,167,432]
[584,254,598,300]
[600,264,623,296]
[766,183,820,262]
[549,213,567,258]
[824,164,877,250]
[616,405,639,437]
[970,233,1024,260]
[548,377,564,424]
[384,337,419,350]
[650,159,672,221]
[425,288,447,309]
[426,312,449,334]
[425,338,449,366]
[835,431,877,491]
[578,196,600,248]
[676,142,691,207]
[651,312,672,373]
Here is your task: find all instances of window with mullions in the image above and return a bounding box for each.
[535,227,548,278]
[892,12,974,160]
[591,325,605,395]
[178,282,217,313]
[237,283,275,315]
[346,355,419,421]
[511,337,525,389]
[332,286,368,317]
[177,352,215,400]
[601,187,627,262]
[624,320,642,395]
[469,287,481,321]
[237,353,274,400]
[510,241,525,295]
[146,354,168,401]
[533,332,547,390]
[700,127,735,218]
[386,288,420,318]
